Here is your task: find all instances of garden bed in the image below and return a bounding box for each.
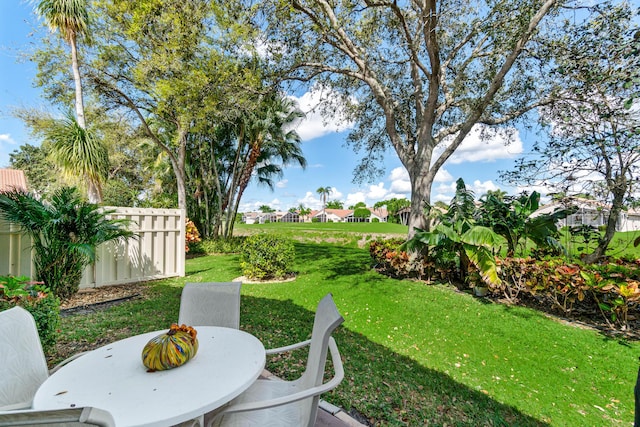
[60,284,148,312]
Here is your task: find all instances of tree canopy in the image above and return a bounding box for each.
[257,0,569,236]
[501,2,640,262]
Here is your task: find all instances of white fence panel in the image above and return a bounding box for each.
[0,219,36,279]
[0,207,185,289]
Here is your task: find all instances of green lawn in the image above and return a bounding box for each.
[52,232,640,426]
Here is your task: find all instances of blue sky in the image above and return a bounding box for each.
[0,2,535,213]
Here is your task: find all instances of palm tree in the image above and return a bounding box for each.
[235,94,306,200]
[298,204,312,221]
[35,0,107,203]
[316,186,333,222]
[45,112,109,203]
[0,187,133,299]
[35,0,89,128]
[224,93,306,236]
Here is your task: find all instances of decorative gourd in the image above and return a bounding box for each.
[142,324,199,371]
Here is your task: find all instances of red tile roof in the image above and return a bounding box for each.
[0,169,28,192]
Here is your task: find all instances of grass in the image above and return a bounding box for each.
[50,226,640,426]
[234,221,408,248]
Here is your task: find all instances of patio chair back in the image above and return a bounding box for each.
[298,293,344,424]
[0,407,115,426]
[209,293,345,427]
[301,293,344,389]
[179,282,241,329]
[0,307,49,410]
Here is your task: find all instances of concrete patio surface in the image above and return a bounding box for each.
[315,400,367,426]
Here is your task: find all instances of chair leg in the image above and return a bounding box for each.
[173,414,203,427]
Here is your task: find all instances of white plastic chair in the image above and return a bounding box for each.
[179,282,242,329]
[0,306,51,410]
[207,293,345,427]
[0,307,86,411]
[0,407,115,426]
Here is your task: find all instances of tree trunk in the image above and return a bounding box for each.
[71,35,103,204]
[87,178,102,204]
[582,190,625,264]
[406,166,431,238]
[170,127,188,212]
[70,35,86,130]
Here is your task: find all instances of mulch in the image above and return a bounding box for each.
[59,283,149,315]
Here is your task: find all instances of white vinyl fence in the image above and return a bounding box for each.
[0,207,185,289]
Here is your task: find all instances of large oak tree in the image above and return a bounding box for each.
[258,0,570,236]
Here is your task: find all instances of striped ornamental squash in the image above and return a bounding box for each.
[142,324,199,371]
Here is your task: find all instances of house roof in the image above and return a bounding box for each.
[0,169,27,192]
[370,208,388,218]
[534,197,640,216]
[309,209,352,218]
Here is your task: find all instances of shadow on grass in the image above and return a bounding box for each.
[185,267,215,276]
[295,242,373,279]
[240,295,548,427]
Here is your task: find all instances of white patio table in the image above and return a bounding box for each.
[33,326,265,427]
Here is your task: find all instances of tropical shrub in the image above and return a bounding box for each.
[0,275,60,350]
[191,237,246,255]
[405,178,504,287]
[492,258,640,329]
[0,187,134,299]
[369,239,411,277]
[353,207,371,220]
[477,191,575,257]
[185,219,201,253]
[369,238,451,281]
[240,233,295,280]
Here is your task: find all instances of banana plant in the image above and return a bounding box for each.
[478,191,576,256]
[405,178,504,286]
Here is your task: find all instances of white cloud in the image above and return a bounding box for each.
[469,180,498,196]
[288,86,355,141]
[327,188,344,201]
[434,168,454,183]
[0,134,16,145]
[238,197,284,212]
[433,179,500,203]
[389,166,453,195]
[516,183,553,199]
[366,182,388,200]
[389,167,411,193]
[276,179,288,189]
[345,192,366,207]
[297,191,323,210]
[434,125,523,164]
[432,193,451,203]
[269,198,282,209]
[434,181,457,197]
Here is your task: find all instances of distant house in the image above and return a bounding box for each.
[532,198,640,232]
[369,208,388,223]
[308,207,388,223]
[242,212,260,224]
[309,209,345,222]
[242,206,389,224]
[397,207,411,226]
[279,211,300,222]
[0,169,27,192]
[242,211,278,224]
[261,212,279,223]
